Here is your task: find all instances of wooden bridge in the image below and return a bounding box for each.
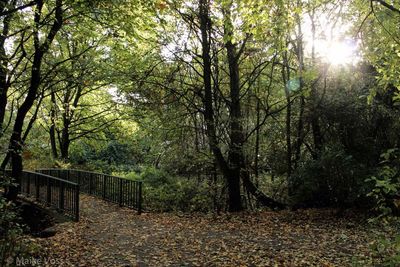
[4,169,143,221]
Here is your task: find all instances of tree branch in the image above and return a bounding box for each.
[372,0,400,14]
[0,1,36,17]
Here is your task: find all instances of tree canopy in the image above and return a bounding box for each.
[1,0,400,264]
[0,0,399,210]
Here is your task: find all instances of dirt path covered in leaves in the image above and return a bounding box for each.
[37,195,383,266]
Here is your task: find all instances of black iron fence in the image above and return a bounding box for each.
[37,169,142,214]
[2,170,79,221]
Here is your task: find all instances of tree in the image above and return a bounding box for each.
[5,0,64,201]
[41,28,118,160]
[125,0,288,210]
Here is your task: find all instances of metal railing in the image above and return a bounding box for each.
[37,169,142,214]
[3,170,79,221]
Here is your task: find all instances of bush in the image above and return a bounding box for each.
[0,180,39,266]
[291,144,370,207]
[357,149,400,266]
[369,233,400,267]
[140,167,172,187]
[122,167,214,212]
[0,197,24,266]
[144,179,213,212]
[366,149,400,218]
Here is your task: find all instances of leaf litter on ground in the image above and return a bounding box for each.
[34,195,395,267]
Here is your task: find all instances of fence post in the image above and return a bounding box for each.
[89,172,92,195]
[46,176,51,205]
[103,175,107,199]
[119,179,123,206]
[77,171,81,186]
[19,173,24,194]
[35,173,39,200]
[138,182,142,214]
[26,173,30,195]
[74,184,80,221]
[59,182,65,211]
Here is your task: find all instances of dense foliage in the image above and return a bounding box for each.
[0,0,400,265]
[0,180,38,267]
[0,0,398,212]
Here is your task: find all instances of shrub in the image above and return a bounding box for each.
[356,149,400,267]
[291,144,370,207]
[122,167,214,212]
[143,179,213,212]
[0,180,39,266]
[366,149,400,219]
[369,233,400,267]
[140,166,172,187]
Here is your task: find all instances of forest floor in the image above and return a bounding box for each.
[34,195,393,267]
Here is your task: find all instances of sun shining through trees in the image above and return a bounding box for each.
[315,39,359,66]
[3,0,400,265]
[302,3,360,67]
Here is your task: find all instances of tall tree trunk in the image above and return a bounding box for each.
[254,99,260,187]
[198,0,284,211]
[6,50,43,200]
[224,31,243,211]
[294,96,305,169]
[1,96,43,170]
[222,3,245,211]
[282,47,293,194]
[59,123,70,160]
[5,0,63,201]
[199,0,239,211]
[50,91,58,158]
[58,78,83,160]
[0,0,15,136]
[50,124,58,158]
[224,5,285,210]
